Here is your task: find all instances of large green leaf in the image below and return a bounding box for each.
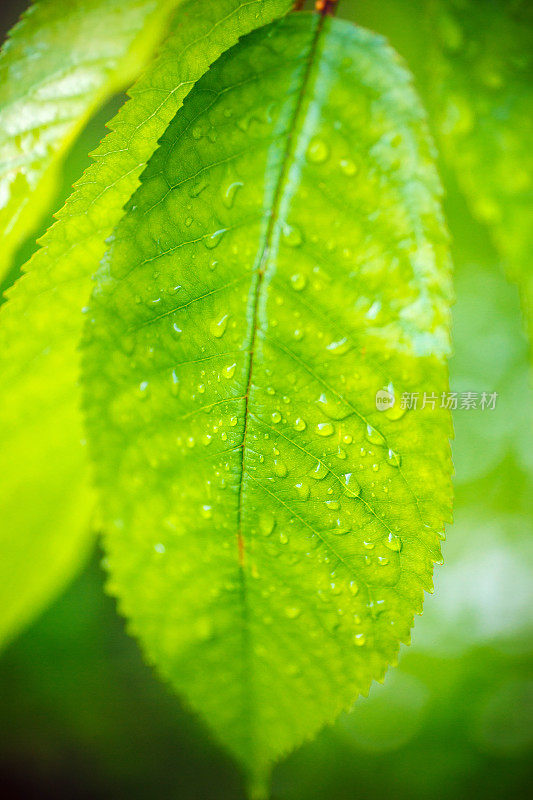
[423,0,533,339]
[0,0,188,282]
[83,12,453,791]
[0,0,293,651]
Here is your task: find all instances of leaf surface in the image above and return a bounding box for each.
[83,13,453,785]
[0,0,293,651]
[0,0,187,281]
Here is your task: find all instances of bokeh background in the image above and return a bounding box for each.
[1,1,531,798]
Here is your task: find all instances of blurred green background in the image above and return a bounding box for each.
[1,1,531,798]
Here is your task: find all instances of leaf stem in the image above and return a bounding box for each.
[315,0,339,15]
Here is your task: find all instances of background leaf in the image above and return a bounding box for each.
[0,0,187,282]
[0,0,293,651]
[423,0,533,342]
[340,0,533,344]
[83,13,453,787]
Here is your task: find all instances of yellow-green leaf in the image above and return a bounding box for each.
[0,0,187,281]
[424,0,533,340]
[82,13,453,790]
[0,0,293,651]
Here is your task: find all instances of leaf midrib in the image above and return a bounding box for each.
[234,10,326,762]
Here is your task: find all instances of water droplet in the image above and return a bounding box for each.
[223,363,236,380]
[201,504,212,519]
[317,422,334,437]
[138,381,149,399]
[349,580,359,596]
[285,606,301,619]
[202,433,212,446]
[354,633,366,646]
[309,462,328,480]
[294,417,306,431]
[210,313,228,338]
[326,337,350,355]
[342,472,360,498]
[331,519,350,535]
[295,481,310,500]
[222,181,243,208]
[366,423,386,446]
[172,322,182,337]
[386,448,401,467]
[279,532,289,544]
[385,403,406,421]
[340,158,357,176]
[230,416,238,427]
[281,223,303,247]
[290,273,307,291]
[384,532,402,552]
[316,392,351,421]
[271,411,281,424]
[363,540,375,550]
[205,228,226,249]
[259,512,275,536]
[189,177,208,197]
[273,459,288,477]
[154,543,166,554]
[306,137,330,164]
[378,555,389,565]
[170,369,179,396]
[325,500,339,510]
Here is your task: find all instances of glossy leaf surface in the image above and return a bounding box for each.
[83,13,453,784]
[0,0,186,280]
[0,0,292,650]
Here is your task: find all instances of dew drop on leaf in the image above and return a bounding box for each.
[295,481,310,500]
[204,228,226,249]
[285,606,301,619]
[290,272,307,291]
[366,423,386,446]
[306,137,330,163]
[317,422,334,437]
[259,512,275,536]
[281,222,303,247]
[309,462,328,480]
[342,472,361,497]
[222,181,243,208]
[384,532,402,552]
[386,448,402,467]
[209,313,228,338]
[273,459,288,477]
[222,363,236,380]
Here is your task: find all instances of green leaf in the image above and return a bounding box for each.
[0,0,190,282]
[0,0,293,651]
[423,0,533,340]
[82,13,453,789]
